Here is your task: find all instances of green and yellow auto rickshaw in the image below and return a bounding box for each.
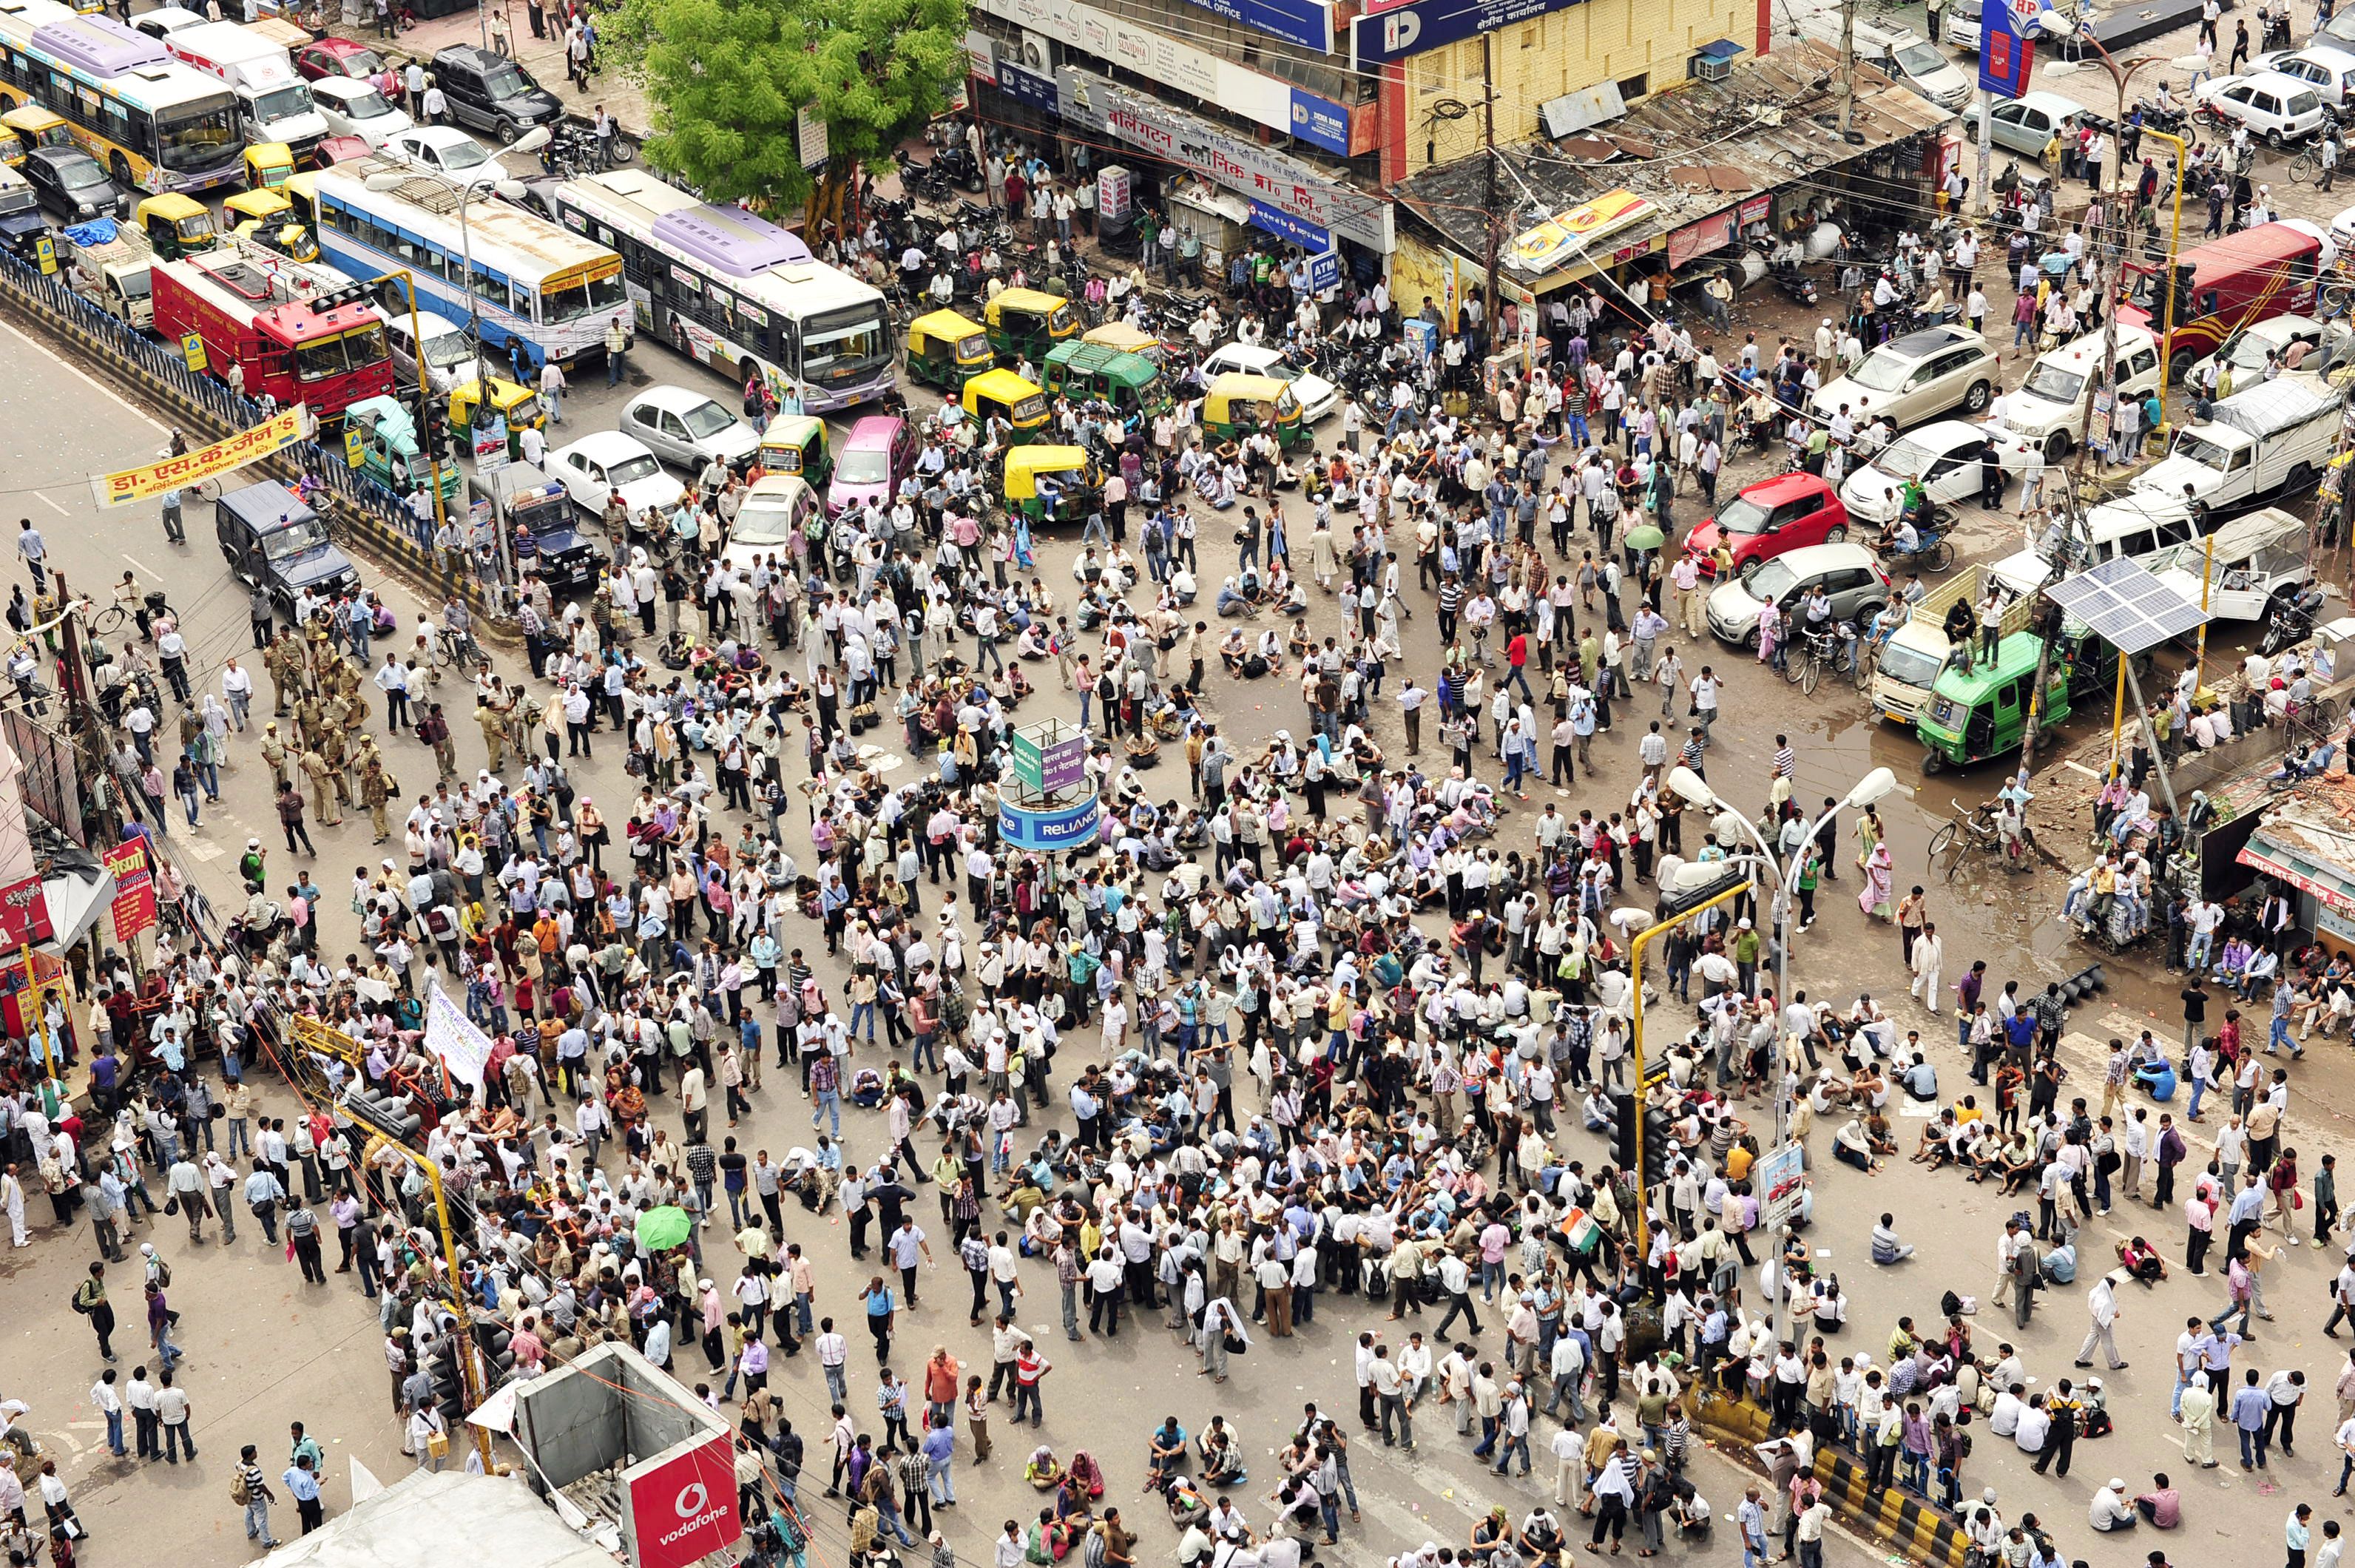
[345,394,462,508]
[242,141,295,192]
[1202,372,1308,451]
[754,413,832,486]
[905,308,993,393]
[447,376,545,462]
[1001,445,1098,524]
[1083,320,1167,368]
[984,286,1078,363]
[1040,339,1167,430]
[962,368,1050,445]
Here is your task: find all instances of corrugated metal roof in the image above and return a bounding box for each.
[1394,40,1956,282]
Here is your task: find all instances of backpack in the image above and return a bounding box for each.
[229,1471,251,1506]
[153,1260,172,1289]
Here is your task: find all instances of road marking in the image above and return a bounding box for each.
[122,555,153,577]
[31,492,64,517]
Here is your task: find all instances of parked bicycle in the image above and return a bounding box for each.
[1927,796,2033,879]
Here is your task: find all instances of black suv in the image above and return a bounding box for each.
[429,46,563,142]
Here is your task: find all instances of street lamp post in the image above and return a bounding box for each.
[1664,763,1898,1373]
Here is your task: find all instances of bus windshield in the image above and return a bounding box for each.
[800,308,886,379]
[156,101,241,172]
[538,268,626,322]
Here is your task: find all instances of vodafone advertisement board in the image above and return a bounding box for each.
[624,1433,741,1568]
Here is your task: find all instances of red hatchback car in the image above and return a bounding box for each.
[1681,472,1851,581]
[294,37,388,82]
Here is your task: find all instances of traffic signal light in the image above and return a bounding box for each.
[417,393,452,464]
[430,1336,467,1425]
[1641,1106,1680,1188]
[1611,1089,1637,1172]
[344,1083,422,1142]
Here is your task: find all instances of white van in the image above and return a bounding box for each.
[1998,324,2163,462]
[382,309,477,396]
[1854,22,1973,111]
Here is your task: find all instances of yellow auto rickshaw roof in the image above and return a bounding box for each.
[453,376,533,405]
[965,368,1045,404]
[1084,323,1156,352]
[760,413,826,450]
[910,308,987,342]
[1004,445,1089,485]
[990,288,1068,318]
[246,141,295,166]
[140,193,210,223]
[223,189,294,219]
[1206,372,1292,402]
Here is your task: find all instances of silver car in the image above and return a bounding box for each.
[1706,543,1891,648]
[1811,326,2000,431]
[620,385,760,471]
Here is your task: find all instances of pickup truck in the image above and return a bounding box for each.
[1868,561,2038,723]
[2148,505,2314,622]
[2133,375,2338,513]
[59,220,153,330]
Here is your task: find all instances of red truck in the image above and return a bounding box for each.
[149,250,391,424]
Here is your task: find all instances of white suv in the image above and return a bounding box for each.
[1810,325,2001,431]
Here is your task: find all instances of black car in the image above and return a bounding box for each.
[0,168,48,258]
[215,481,362,616]
[21,146,126,224]
[430,45,562,141]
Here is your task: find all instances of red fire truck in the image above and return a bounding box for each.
[149,251,392,423]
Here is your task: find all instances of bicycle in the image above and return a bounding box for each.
[89,593,175,638]
[1784,629,1837,695]
[428,624,487,674]
[1927,796,2033,880]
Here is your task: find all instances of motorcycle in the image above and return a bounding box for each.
[1768,260,1819,308]
[2260,590,2325,655]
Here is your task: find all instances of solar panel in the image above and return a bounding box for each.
[2041,554,2211,655]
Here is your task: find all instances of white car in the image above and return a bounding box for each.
[1200,341,1340,424]
[1838,419,2032,524]
[308,77,413,149]
[1809,325,2001,430]
[383,125,497,180]
[619,385,760,471]
[547,431,685,518]
[2188,314,2328,389]
[1943,0,2076,51]
[127,6,207,39]
[722,477,818,573]
[2194,71,2330,147]
[2250,45,2355,109]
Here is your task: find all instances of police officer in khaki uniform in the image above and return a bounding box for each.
[476,697,507,772]
[299,747,342,826]
[259,722,292,794]
[359,755,392,843]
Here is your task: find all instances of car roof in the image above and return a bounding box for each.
[2237,70,2319,93]
[2016,89,2089,115]
[1876,325,1979,359]
[26,145,97,171]
[746,476,811,503]
[1737,472,1833,504]
[558,431,653,460]
[312,36,374,54]
[1210,342,1277,366]
[1889,419,1990,450]
[631,384,720,414]
[311,77,375,99]
[843,414,903,447]
[432,44,495,67]
[1766,542,1879,574]
[400,125,484,150]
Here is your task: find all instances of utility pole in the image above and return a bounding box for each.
[51,577,121,851]
[1481,33,1501,341]
[1976,96,1994,215]
[1838,0,1858,137]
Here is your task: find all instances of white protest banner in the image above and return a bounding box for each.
[424,980,496,1090]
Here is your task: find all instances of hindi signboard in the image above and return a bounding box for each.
[104,840,155,943]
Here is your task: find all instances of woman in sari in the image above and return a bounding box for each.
[1857,842,1895,922]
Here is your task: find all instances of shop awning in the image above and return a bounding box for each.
[2238,828,2355,916]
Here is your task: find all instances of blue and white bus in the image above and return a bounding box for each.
[290,154,629,371]
[0,0,243,194]
[549,169,896,413]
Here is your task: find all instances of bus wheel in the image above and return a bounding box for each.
[110,152,132,188]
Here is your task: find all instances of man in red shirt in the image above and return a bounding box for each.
[1504,632,1532,703]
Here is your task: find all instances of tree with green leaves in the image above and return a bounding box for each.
[607,0,969,232]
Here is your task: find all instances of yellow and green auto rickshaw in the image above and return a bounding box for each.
[1082,320,1167,369]
[131,194,220,261]
[345,394,462,508]
[0,128,24,170]
[1000,445,1099,524]
[962,368,1050,445]
[1202,373,1307,451]
[1040,339,1167,430]
[448,377,546,462]
[224,188,320,261]
[242,141,295,192]
[754,413,832,486]
[984,286,1078,364]
[905,308,993,393]
[0,106,73,159]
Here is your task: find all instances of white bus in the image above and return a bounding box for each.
[290,154,629,372]
[549,169,895,413]
[0,0,243,193]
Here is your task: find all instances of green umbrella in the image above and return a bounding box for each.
[1624,524,1666,552]
[635,1206,692,1252]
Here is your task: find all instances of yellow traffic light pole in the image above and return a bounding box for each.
[1624,879,1750,1257]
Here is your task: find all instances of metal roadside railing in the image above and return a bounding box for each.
[0,246,505,622]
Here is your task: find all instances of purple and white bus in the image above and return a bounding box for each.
[550,169,896,415]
